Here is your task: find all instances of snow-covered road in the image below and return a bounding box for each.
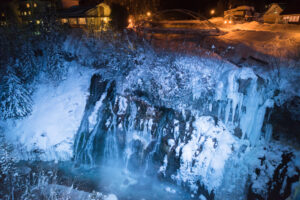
[139,17,300,65]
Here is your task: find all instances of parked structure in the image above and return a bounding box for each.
[58,3,111,31]
[280,3,300,24]
[263,3,285,24]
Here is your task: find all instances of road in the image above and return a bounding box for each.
[136,17,300,67]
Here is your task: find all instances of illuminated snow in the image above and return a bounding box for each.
[5,66,94,161]
[175,116,236,193]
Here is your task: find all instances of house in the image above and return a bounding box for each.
[58,3,111,31]
[18,0,53,25]
[263,3,285,24]
[0,0,57,27]
[280,2,300,24]
[0,2,12,26]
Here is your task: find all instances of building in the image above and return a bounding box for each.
[0,0,58,27]
[263,3,285,24]
[18,0,52,25]
[0,0,21,26]
[280,2,300,24]
[58,3,111,31]
[0,3,11,26]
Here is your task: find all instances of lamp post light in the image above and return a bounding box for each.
[210,9,215,16]
[146,11,151,17]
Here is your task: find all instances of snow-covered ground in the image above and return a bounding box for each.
[210,17,300,58]
[3,64,94,161]
[145,17,300,60]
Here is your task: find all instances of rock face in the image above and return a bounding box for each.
[74,61,300,199]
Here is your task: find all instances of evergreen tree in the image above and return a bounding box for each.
[0,66,33,120]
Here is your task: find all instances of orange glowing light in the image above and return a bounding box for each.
[103,17,108,23]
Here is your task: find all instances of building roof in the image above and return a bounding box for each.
[58,5,94,17]
[281,2,300,15]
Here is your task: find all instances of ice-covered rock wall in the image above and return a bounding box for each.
[74,55,299,199]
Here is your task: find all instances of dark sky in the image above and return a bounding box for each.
[0,0,297,13]
[160,0,296,13]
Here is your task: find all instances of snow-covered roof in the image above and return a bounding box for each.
[227,5,255,12]
[58,3,111,18]
[58,5,94,18]
[264,3,284,15]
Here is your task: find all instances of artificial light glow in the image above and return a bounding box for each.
[229,20,232,24]
[24,11,27,16]
[36,20,40,24]
[1,13,5,17]
[210,9,215,15]
[28,11,31,15]
[61,18,68,24]
[26,3,30,8]
[224,20,227,24]
[34,3,37,7]
[103,17,108,23]
[128,17,134,28]
[147,12,151,17]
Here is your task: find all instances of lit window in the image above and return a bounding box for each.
[24,11,27,16]
[34,3,37,7]
[61,18,68,24]
[69,18,77,25]
[78,18,86,25]
[36,20,40,24]
[26,3,30,8]
[28,11,31,15]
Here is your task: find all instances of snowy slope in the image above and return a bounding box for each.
[4,65,94,161]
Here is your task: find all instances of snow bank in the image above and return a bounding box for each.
[5,65,94,161]
[105,194,118,200]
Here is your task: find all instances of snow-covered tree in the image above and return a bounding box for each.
[0,66,33,120]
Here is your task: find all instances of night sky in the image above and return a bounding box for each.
[0,0,298,15]
[160,0,296,13]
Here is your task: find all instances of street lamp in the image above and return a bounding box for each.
[147,11,151,17]
[210,9,215,15]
